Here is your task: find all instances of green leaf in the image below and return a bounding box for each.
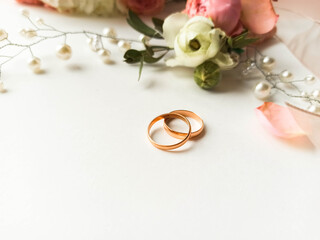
[127,10,163,39]
[231,31,258,49]
[144,44,154,56]
[227,37,233,48]
[138,56,144,81]
[194,61,221,90]
[124,49,142,64]
[232,48,245,54]
[152,17,164,33]
[141,50,168,64]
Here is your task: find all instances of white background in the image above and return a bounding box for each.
[0,2,319,240]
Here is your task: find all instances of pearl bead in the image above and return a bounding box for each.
[254,82,272,100]
[117,40,131,51]
[0,29,8,41]
[102,27,117,43]
[301,91,308,98]
[279,70,293,82]
[0,81,6,93]
[98,49,111,63]
[87,37,99,52]
[308,105,320,114]
[28,57,41,73]
[20,8,29,17]
[312,90,320,100]
[36,17,44,25]
[23,28,37,38]
[139,34,150,44]
[260,56,275,70]
[304,75,316,85]
[56,44,72,60]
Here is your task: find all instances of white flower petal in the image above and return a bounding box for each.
[212,52,235,70]
[163,13,189,48]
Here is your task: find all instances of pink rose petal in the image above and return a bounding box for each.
[286,103,320,148]
[256,102,305,138]
[241,0,279,35]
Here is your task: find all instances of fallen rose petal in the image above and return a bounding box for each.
[286,103,320,148]
[256,102,305,138]
[241,0,279,35]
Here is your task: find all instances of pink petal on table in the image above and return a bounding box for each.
[256,102,305,138]
[286,103,320,148]
[241,0,279,35]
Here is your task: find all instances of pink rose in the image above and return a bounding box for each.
[120,0,166,15]
[184,0,278,36]
[184,0,243,36]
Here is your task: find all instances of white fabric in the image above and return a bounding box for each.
[274,1,320,79]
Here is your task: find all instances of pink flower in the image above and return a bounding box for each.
[184,0,278,36]
[120,0,166,15]
[184,0,243,36]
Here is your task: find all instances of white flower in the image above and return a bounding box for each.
[163,13,234,69]
[41,0,119,15]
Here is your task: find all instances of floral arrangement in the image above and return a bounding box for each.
[124,0,278,87]
[2,0,319,147]
[16,0,179,16]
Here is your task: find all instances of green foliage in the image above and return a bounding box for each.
[227,31,258,49]
[194,61,221,90]
[152,18,164,33]
[127,10,163,39]
[124,49,142,64]
[124,47,169,81]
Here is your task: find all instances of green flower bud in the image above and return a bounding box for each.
[194,61,221,89]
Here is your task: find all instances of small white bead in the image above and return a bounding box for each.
[28,57,41,73]
[56,44,72,60]
[102,27,117,43]
[0,81,6,93]
[139,34,150,44]
[301,91,308,98]
[23,28,37,38]
[304,75,316,85]
[254,81,272,100]
[36,17,44,25]
[308,105,320,114]
[260,56,275,70]
[117,40,131,51]
[0,29,8,41]
[312,90,320,100]
[87,37,100,52]
[19,28,26,36]
[20,8,30,17]
[98,49,111,63]
[279,70,293,82]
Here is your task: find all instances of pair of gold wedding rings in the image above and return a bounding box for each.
[147,110,204,150]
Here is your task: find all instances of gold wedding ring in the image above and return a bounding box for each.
[147,113,192,150]
[164,110,204,139]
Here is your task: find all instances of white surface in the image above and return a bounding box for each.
[0,2,320,240]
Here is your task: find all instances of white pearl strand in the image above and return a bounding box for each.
[244,53,319,114]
